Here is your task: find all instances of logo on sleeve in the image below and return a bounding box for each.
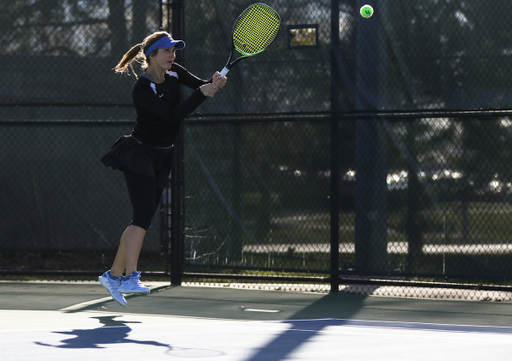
[167,71,179,79]
[150,83,164,98]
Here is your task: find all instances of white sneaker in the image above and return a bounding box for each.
[119,272,151,295]
[98,270,127,307]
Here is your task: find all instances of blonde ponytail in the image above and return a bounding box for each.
[114,32,172,78]
[114,43,145,77]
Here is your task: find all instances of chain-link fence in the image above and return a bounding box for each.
[182,115,512,283]
[0,0,165,276]
[2,1,512,299]
[179,0,512,297]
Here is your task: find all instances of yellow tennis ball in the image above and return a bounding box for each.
[360,5,373,18]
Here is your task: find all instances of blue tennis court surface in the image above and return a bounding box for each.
[1,282,512,360]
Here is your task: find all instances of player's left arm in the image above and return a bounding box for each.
[171,63,226,90]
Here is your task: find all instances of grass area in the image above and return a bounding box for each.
[4,202,512,282]
[388,202,512,244]
[238,202,512,246]
[203,202,512,277]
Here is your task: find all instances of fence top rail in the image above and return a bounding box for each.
[3,108,512,125]
[186,109,512,123]
[0,119,135,125]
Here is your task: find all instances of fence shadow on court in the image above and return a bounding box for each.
[244,292,367,361]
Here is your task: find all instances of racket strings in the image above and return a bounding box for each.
[233,4,280,56]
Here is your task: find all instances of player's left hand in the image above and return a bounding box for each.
[200,83,219,97]
[212,71,227,88]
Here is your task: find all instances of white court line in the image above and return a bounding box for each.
[273,318,512,335]
[2,311,512,344]
[58,284,170,312]
[59,296,115,312]
[241,308,281,313]
[0,310,227,332]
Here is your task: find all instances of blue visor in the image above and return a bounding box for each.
[144,36,185,58]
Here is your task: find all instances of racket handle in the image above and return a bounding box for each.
[220,67,230,77]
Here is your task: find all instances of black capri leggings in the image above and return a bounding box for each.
[123,169,164,231]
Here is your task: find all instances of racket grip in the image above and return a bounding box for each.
[220,67,230,77]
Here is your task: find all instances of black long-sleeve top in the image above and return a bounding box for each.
[131,63,210,147]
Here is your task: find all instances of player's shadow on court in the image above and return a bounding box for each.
[244,292,367,361]
[34,316,171,350]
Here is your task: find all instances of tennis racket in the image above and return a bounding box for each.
[219,3,281,77]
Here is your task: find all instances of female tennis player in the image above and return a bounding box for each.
[99,31,227,306]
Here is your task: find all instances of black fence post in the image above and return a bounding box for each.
[330,0,341,292]
[170,0,185,286]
